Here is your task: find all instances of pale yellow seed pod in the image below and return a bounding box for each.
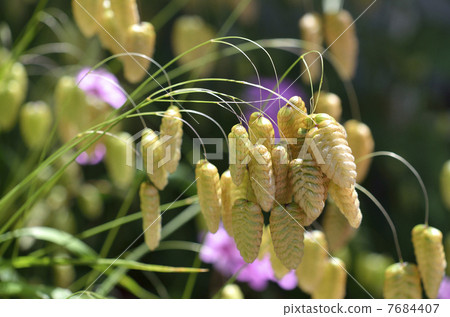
[195,159,222,233]
[249,112,275,153]
[220,170,233,236]
[299,13,323,84]
[383,262,422,299]
[160,105,183,173]
[441,160,450,210]
[344,120,375,183]
[71,0,103,38]
[248,144,276,212]
[110,0,140,32]
[312,257,347,299]
[323,201,356,253]
[98,3,123,54]
[123,22,156,83]
[290,158,327,223]
[324,10,358,80]
[20,101,52,150]
[220,284,244,299]
[271,144,292,205]
[141,129,169,190]
[296,230,329,294]
[328,181,362,228]
[104,132,135,190]
[232,199,264,263]
[228,124,251,186]
[269,240,291,280]
[230,169,256,204]
[412,224,447,299]
[140,182,161,251]
[270,203,305,270]
[313,92,342,122]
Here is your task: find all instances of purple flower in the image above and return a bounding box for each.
[76,68,127,109]
[438,276,450,299]
[75,143,106,165]
[200,225,298,291]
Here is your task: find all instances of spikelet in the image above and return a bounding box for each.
[249,112,275,152]
[110,0,140,32]
[160,105,183,173]
[232,199,264,263]
[307,113,357,188]
[290,158,327,223]
[296,231,329,294]
[195,159,222,233]
[220,170,233,236]
[412,224,447,299]
[141,129,169,190]
[271,144,292,204]
[104,132,135,190]
[355,253,394,299]
[19,101,52,150]
[140,182,161,250]
[122,22,156,83]
[323,201,356,252]
[269,240,291,280]
[440,160,450,210]
[313,92,342,122]
[324,10,358,80]
[248,144,275,212]
[277,96,307,158]
[312,257,347,299]
[383,262,422,299]
[299,13,323,84]
[230,169,256,204]
[71,0,103,38]
[328,181,362,228]
[270,203,305,269]
[344,120,374,183]
[228,124,251,186]
[98,2,123,54]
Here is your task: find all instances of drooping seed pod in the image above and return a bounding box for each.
[307,113,357,188]
[271,144,292,205]
[98,2,124,54]
[270,203,305,269]
[160,105,183,173]
[313,92,342,122]
[230,169,256,204]
[78,183,103,220]
[220,170,233,236]
[322,201,357,253]
[19,101,52,150]
[71,0,103,38]
[248,144,275,212]
[110,0,140,32]
[195,159,222,233]
[440,160,450,210]
[269,239,290,280]
[296,230,329,294]
[328,181,362,228]
[290,158,327,223]
[228,124,251,186]
[312,257,347,299]
[53,261,76,289]
[412,224,447,299]
[277,96,308,159]
[232,199,264,263]
[122,22,156,83]
[104,132,135,190]
[324,10,358,80]
[139,182,161,251]
[249,112,275,153]
[141,129,169,190]
[299,13,323,84]
[383,262,422,299]
[355,253,394,299]
[344,120,375,183]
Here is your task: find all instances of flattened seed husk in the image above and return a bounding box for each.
[299,13,323,84]
[160,105,183,173]
[249,112,275,152]
[141,129,169,190]
[72,0,103,38]
[323,201,356,253]
[383,262,422,299]
[228,124,251,186]
[272,144,292,205]
[140,182,161,251]
[328,181,362,229]
[313,92,342,122]
[220,170,233,236]
[312,257,347,299]
[110,0,140,31]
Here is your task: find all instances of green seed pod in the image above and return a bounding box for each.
[140,182,161,251]
[232,199,263,263]
[160,105,183,173]
[78,183,103,220]
[312,257,347,299]
[271,144,291,205]
[19,101,52,150]
[290,158,327,223]
[110,0,140,32]
[141,129,169,190]
[412,224,447,299]
[269,239,290,280]
[324,10,358,80]
[299,13,323,84]
[323,201,356,252]
[228,123,251,186]
[355,253,394,299]
[440,160,450,210]
[220,170,233,236]
[220,284,244,299]
[104,132,135,190]
[123,22,156,83]
[296,230,328,294]
[270,203,305,269]
[383,262,422,299]
[313,92,342,122]
[195,159,222,233]
[230,169,256,205]
[248,144,275,212]
[249,112,275,153]
[328,182,362,228]
[71,0,103,38]
[344,120,375,183]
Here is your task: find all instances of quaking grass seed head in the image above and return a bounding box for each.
[71,0,103,38]
[19,101,52,150]
[160,105,183,174]
[104,132,135,190]
[228,123,251,186]
[383,262,422,299]
[313,92,342,122]
[312,257,347,299]
[248,144,275,212]
[299,13,323,84]
[271,144,292,205]
[220,170,233,236]
[328,182,362,229]
[249,112,275,152]
[139,182,161,251]
[141,129,169,190]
